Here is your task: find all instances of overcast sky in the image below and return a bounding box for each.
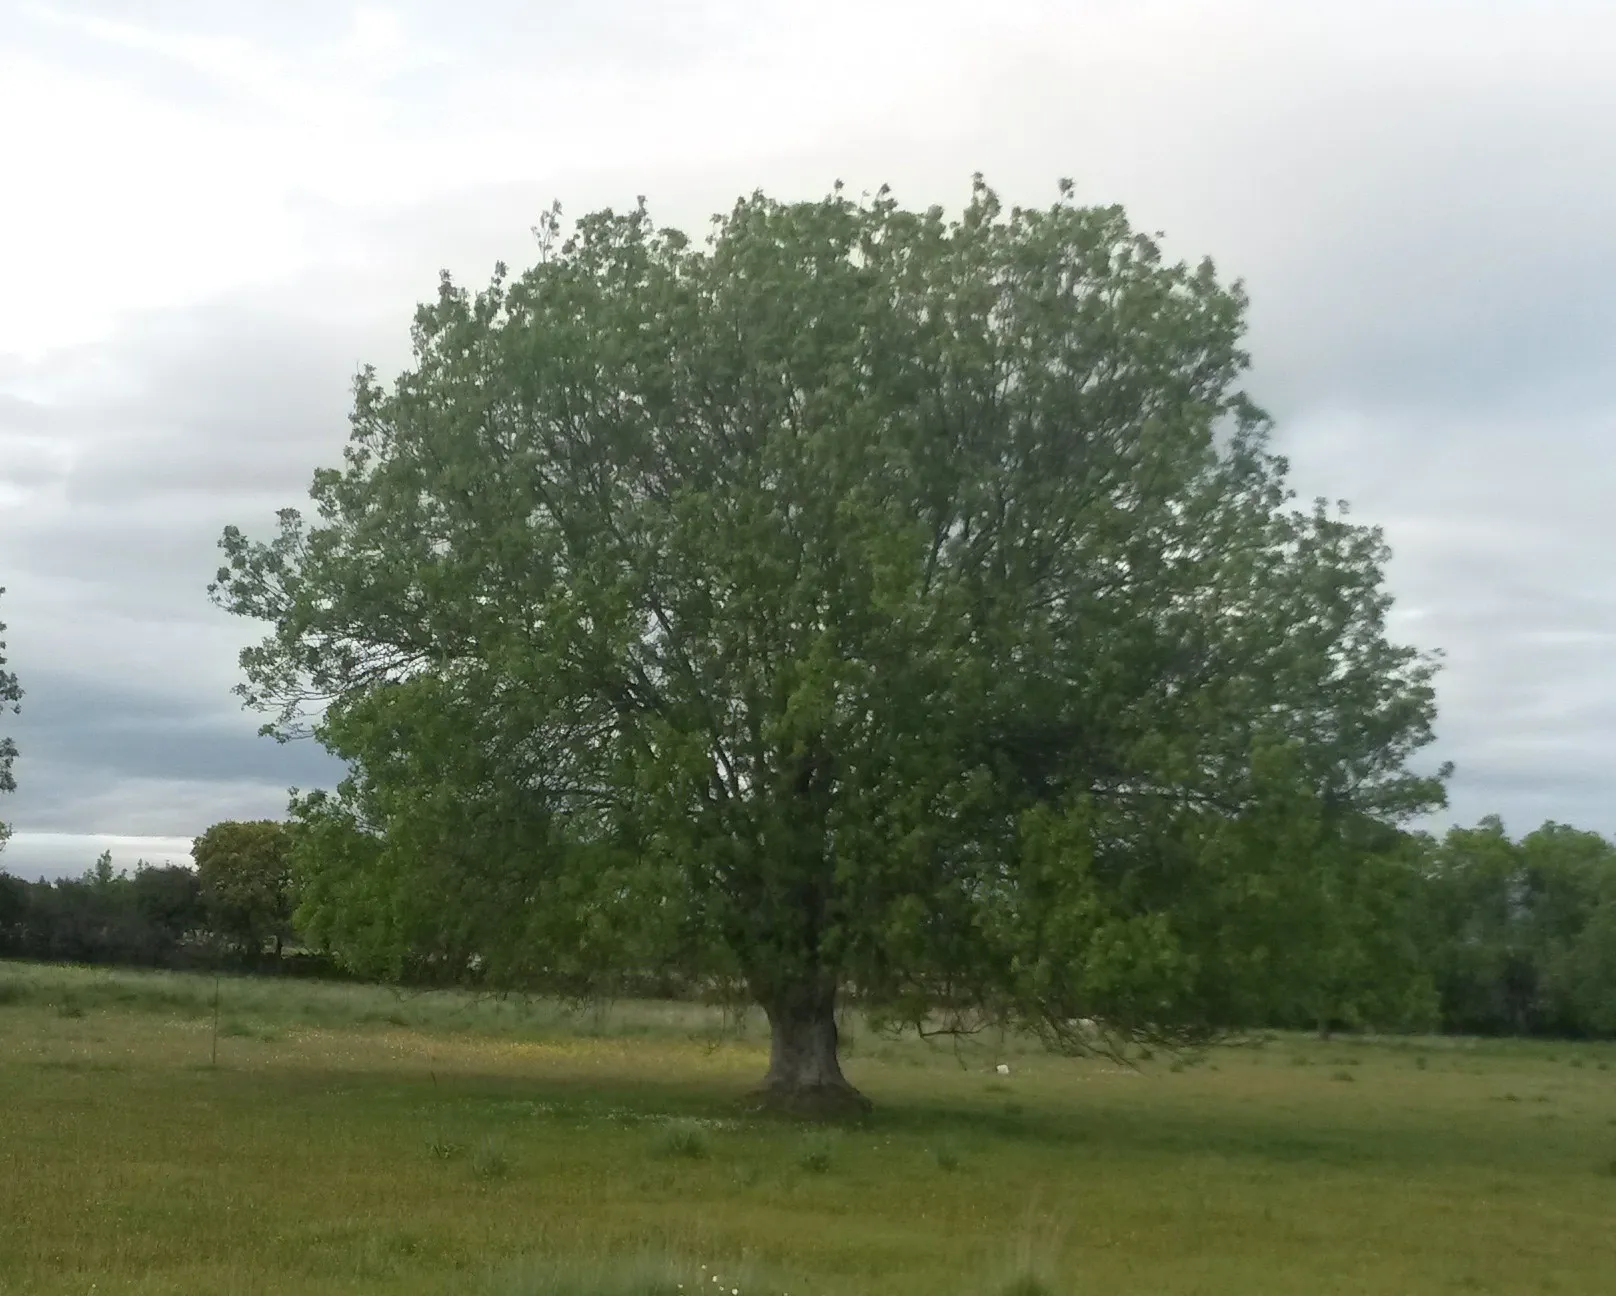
[1,0,1612,880]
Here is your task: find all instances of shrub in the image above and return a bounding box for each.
[653,1119,709,1160]
[426,1134,464,1161]
[472,1138,513,1181]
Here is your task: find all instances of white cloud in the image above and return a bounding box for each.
[1,0,1614,855]
[4,831,195,880]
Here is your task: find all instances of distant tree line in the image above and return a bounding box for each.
[3,813,1615,1039]
[1253,816,1616,1039]
[0,821,337,975]
[1417,818,1616,1038]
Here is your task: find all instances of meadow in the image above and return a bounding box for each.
[1,963,1615,1295]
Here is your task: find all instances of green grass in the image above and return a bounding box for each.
[2,963,1616,1293]
[652,1118,711,1160]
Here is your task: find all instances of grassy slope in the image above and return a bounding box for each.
[1,963,1614,1295]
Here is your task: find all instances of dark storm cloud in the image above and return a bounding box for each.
[3,668,345,830]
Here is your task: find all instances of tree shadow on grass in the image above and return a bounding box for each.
[181,1055,1587,1181]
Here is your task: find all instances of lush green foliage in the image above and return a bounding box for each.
[4,962,1616,1295]
[1421,817,1616,1038]
[213,180,1449,1078]
[192,819,298,960]
[7,816,1615,1041]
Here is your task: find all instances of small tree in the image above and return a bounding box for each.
[0,870,26,955]
[192,820,295,964]
[1509,822,1616,1037]
[131,863,207,961]
[0,587,22,855]
[215,180,1446,1110]
[84,849,119,890]
[1424,818,1540,1035]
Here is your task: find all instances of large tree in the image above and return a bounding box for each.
[214,180,1447,1111]
[0,587,21,856]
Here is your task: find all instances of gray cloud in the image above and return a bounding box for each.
[9,668,341,790]
[2,0,1614,881]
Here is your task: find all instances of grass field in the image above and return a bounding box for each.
[2,964,1615,1295]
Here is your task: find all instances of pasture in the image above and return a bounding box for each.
[1,963,1614,1294]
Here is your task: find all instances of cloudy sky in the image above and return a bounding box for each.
[0,0,1612,880]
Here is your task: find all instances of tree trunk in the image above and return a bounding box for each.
[753,987,870,1117]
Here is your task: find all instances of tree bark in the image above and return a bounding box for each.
[752,987,870,1116]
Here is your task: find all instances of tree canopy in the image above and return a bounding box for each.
[191,820,296,962]
[1422,817,1616,1037]
[213,179,1448,1110]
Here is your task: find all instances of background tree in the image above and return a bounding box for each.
[1424,817,1543,1035]
[214,180,1447,1110]
[0,869,25,955]
[1556,872,1616,1036]
[1515,822,1614,1035]
[87,849,117,891]
[0,587,22,856]
[192,820,295,966]
[130,863,208,961]
[0,853,296,971]
[1285,819,1441,1038]
[1424,819,1616,1036]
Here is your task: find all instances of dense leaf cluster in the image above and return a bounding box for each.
[1415,818,1616,1038]
[212,181,1451,1070]
[6,817,1616,1041]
